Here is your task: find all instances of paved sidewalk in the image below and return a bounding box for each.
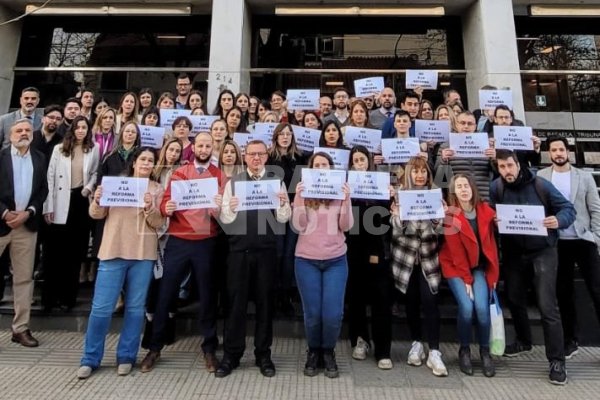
[1,330,599,400]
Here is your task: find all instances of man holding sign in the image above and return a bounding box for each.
[217,140,291,378]
[490,149,575,385]
[141,132,225,375]
[491,105,541,168]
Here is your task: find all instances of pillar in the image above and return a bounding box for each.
[0,6,22,114]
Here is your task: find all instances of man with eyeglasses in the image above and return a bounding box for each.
[324,87,351,128]
[491,105,541,168]
[175,73,192,110]
[216,140,291,378]
[435,111,496,200]
[31,105,64,167]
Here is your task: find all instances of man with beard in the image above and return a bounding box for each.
[0,119,48,347]
[323,87,351,128]
[382,91,420,138]
[140,132,224,374]
[57,98,82,138]
[538,136,600,361]
[489,105,540,168]
[175,73,192,109]
[0,87,42,149]
[491,149,575,385]
[319,95,333,120]
[369,87,397,129]
[31,105,64,166]
[216,140,291,378]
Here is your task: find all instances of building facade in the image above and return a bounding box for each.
[1,0,600,166]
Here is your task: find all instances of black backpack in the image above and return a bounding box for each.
[494,176,550,211]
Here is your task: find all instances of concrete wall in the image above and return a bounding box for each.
[0,6,22,114]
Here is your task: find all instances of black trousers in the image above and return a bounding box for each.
[42,188,91,308]
[404,264,440,350]
[503,246,565,362]
[557,239,600,344]
[347,255,393,360]
[223,248,276,361]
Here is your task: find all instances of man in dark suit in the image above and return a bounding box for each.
[0,119,48,347]
[0,87,42,149]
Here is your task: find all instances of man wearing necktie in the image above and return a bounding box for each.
[369,87,397,130]
[217,140,291,378]
[0,87,43,150]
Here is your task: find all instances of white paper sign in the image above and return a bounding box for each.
[139,125,166,149]
[415,119,450,143]
[233,132,250,154]
[353,77,385,98]
[292,125,320,153]
[189,115,219,134]
[99,177,148,208]
[159,109,191,129]
[398,188,444,221]
[479,89,513,111]
[348,171,390,200]
[301,168,346,200]
[249,132,273,146]
[254,123,278,137]
[381,138,421,164]
[344,126,382,153]
[493,126,534,151]
[313,147,351,170]
[286,89,320,111]
[449,132,489,158]
[234,179,280,211]
[497,204,547,236]
[405,70,439,90]
[170,178,218,210]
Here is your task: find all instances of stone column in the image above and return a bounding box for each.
[0,6,22,114]
[462,0,525,121]
[207,0,252,112]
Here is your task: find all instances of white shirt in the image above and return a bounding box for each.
[551,169,578,239]
[10,145,34,212]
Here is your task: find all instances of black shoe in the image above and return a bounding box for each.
[564,341,579,360]
[141,317,153,350]
[255,356,276,377]
[480,347,495,378]
[549,360,567,385]
[459,346,473,376]
[304,349,319,377]
[322,349,339,378]
[215,358,239,378]
[503,341,532,357]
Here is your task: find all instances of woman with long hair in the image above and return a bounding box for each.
[248,96,260,124]
[43,115,100,312]
[235,92,250,123]
[186,90,204,112]
[390,156,447,377]
[418,100,434,120]
[225,106,247,138]
[218,140,244,180]
[256,99,271,122]
[141,106,161,127]
[156,92,176,110]
[303,111,323,131]
[116,92,140,134]
[292,152,353,379]
[346,145,393,370]
[77,147,165,379]
[139,88,154,116]
[435,104,458,133]
[213,89,235,118]
[210,119,228,164]
[319,120,346,149]
[92,108,117,161]
[440,173,499,377]
[171,116,194,164]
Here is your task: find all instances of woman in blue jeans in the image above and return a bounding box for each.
[292,152,353,378]
[439,174,499,377]
[77,147,165,379]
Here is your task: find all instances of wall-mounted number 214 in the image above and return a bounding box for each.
[215,73,233,84]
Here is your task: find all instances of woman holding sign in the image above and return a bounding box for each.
[292,152,353,378]
[346,145,394,370]
[439,174,498,377]
[78,147,165,379]
[390,156,448,377]
[141,106,160,128]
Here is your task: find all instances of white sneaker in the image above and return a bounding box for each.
[352,337,370,360]
[77,366,92,379]
[407,341,425,366]
[426,350,448,377]
[377,358,393,370]
[117,363,132,376]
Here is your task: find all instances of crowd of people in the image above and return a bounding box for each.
[1,72,600,387]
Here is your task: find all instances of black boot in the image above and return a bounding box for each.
[480,346,496,377]
[304,348,319,377]
[459,346,473,376]
[141,316,153,349]
[322,349,339,378]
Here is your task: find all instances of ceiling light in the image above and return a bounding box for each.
[156,35,187,40]
[25,4,191,16]
[530,5,600,17]
[540,45,562,54]
[325,81,344,86]
[275,6,444,16]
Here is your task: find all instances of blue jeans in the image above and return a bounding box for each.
[295,255,348,350]
[447,268,490,347]
[81,258,154,368]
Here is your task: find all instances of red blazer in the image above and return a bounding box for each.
[161,163,225,241]
[439,202,499,289]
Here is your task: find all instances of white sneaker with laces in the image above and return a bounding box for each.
[426,350,448,377]
[352,337,370,360]
[377,358,393,370]
[407,341,425,366]
[117,363,132,376]
[77,366,92,379]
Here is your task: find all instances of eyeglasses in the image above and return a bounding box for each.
[279,132,292,137]
[175,123,190,129]
[246,152,268,158]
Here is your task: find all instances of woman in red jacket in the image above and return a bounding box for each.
[440,173,499,378]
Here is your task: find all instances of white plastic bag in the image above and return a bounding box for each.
[489,290,506,356]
